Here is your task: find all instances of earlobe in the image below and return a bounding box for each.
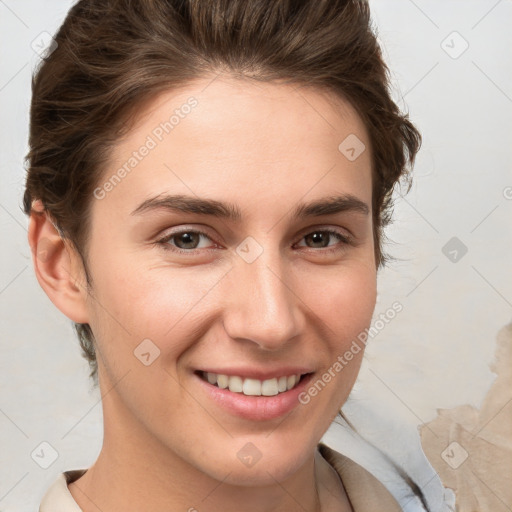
[28,200,90,324]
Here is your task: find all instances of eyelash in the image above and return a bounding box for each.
[155,228,353,256]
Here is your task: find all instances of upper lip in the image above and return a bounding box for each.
[195,367,314,381]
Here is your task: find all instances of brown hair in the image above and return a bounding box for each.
[23,0,421,381]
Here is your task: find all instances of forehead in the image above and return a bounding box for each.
[119,76,369,151]
[94,75,372,221]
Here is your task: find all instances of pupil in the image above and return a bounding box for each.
[177,232,198,249]
[308,232,327,248]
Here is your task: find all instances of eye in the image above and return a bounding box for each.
[295,229,352,252]
[157,229,217,253]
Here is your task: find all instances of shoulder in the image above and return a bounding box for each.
[318,442,404,511]
[39,469,86,512]
[319,408,457,512]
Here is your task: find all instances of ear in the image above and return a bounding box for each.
[28,200,90,324]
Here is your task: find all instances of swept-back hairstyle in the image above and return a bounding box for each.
[23,0,421,380]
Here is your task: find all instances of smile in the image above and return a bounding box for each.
[198,371,306,396]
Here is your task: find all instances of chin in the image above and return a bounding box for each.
[204,438,313,486]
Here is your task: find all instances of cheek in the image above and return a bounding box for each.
[303,262,377,347]
[300,267,374,411]
[292,264,376,434]
[86,252,227,361]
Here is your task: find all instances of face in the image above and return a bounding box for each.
[82,76,376,485]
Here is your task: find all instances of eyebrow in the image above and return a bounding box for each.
[130,193,369,220]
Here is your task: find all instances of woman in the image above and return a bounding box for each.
[24,0,454,510]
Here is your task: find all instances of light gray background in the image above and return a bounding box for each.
[1,1,511,510]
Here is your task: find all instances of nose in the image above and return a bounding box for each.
[221,244,305,351]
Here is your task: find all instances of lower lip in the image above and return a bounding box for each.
[194,372,314,421]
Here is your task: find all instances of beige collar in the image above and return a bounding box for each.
[39,470,85,512]
[318,442,403,511]
[40,446,402,512]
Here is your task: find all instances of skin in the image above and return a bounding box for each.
[29,75,376,512]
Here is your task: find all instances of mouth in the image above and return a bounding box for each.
[195,370,312,397]
[194,369,316,421]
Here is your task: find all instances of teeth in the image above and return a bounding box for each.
[216,373,229,389]
[261,378,279,396]
[228,376,243,393]
[243,378,261,396]
[202,372,303,396]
